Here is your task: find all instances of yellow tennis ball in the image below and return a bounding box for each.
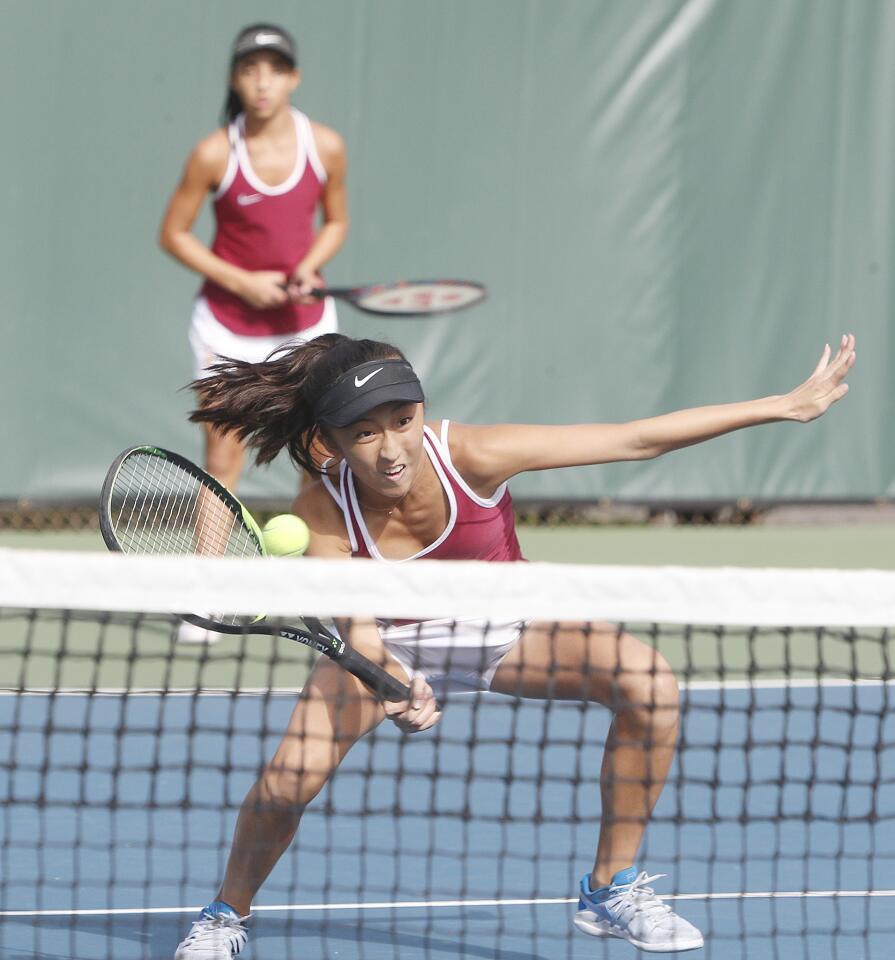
[262,514,310,557]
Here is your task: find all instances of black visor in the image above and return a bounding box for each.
[314,359,425,427]
[231,26,296,67]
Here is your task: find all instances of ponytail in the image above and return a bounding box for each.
[221,90,243,125]
[189,334,406,474]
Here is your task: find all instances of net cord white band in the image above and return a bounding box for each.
[2,549,894,627]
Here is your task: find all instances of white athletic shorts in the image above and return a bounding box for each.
[380,618,526,696]
[189,295,338,379]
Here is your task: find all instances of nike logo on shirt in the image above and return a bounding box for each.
[355,368,383,388]
[237,193,263,206]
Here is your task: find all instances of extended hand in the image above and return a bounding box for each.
[785,334,856,422]
[383,674,441,733]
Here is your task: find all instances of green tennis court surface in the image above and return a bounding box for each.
[2,524,893,692]
[2,521,894,567]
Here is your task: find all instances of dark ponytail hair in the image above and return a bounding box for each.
[221,22,299,125]
[222,90,243,126]
[190,334,407,474]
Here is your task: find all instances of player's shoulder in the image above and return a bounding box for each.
[189,128,231,174]
[309,120,346,161]
[432,421,495,468]
[435,421,516,486]
[438,421,496,450]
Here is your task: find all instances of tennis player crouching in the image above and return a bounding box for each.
[174,332,855,958]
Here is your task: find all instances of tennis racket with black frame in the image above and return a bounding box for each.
[99,444,410,702]
[307,279,486,316]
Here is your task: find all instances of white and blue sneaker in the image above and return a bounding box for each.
[574,867,704,952]
[174,900,249,959]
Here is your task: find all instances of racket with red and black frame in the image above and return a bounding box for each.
[308,279,486,316]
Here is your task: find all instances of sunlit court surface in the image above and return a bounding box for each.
[3,0,895,958]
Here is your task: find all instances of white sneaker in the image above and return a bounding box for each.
[176,620,222,644]
[574,868,704,952]
[174,902,249,959]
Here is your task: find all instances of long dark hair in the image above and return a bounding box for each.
[221,22,299,124]
[222,90,245,126]
[190,334,407,473]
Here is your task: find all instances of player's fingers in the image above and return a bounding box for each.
[384,676,434,718]
[386,699,439,732]
[383,695,426,724]
[838,334,856,369]
[408,675,434,708]
[403,701,441,732]
[412,691,439,720]
[394,678,438,728]
[416,708,442,732]
[829,333,847,366]
[382,697,410,719]
[828,341,856,385]
[834,333,857,367]
[811,344,831,378]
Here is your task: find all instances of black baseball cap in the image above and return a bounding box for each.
[314,359,425,427]
[231,24,297,67]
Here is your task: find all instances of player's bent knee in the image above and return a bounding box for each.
[614,658,680,734]
[258,758,331,811]
[647,668,680,732]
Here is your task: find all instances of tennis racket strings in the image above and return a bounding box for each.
[103,448,260,626]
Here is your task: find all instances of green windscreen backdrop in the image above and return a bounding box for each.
[2,0,893,502]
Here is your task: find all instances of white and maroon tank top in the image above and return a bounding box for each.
[321,421,525,563]
[200,107,326,337]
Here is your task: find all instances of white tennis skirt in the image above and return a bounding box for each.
[380,617,526,696]
[189,295,338,379]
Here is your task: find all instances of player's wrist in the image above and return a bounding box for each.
[294,260,322,282]
[761,394,792,422]
[225,268,253,297]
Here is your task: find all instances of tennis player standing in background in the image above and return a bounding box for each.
[159,22,349,494]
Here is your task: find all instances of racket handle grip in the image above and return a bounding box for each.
[275,284,333,299]
[337,645,410,702]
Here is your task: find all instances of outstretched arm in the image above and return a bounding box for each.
[453,336,856,488]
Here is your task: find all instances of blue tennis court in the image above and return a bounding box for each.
[2,681,892,959]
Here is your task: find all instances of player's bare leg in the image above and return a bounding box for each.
[203,422,245,492]
[491,622,703,951]
[176,423,246,644]
[492,621,679,882]
[219,660,385,913]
